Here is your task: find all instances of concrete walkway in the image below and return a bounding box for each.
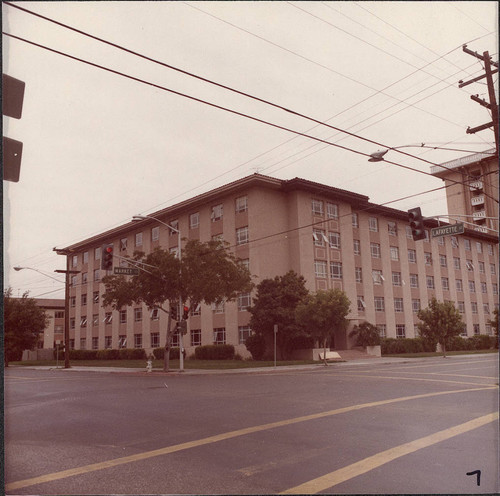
[10,353,494,375]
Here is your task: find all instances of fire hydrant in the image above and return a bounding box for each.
[146,354,153,373]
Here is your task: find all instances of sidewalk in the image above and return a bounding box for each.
[12,354,489,375]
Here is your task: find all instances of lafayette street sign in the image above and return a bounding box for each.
[430,223,465,237]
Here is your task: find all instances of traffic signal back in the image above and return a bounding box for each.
[408,207,426,241]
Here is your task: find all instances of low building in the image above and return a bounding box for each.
[61,174,498,357]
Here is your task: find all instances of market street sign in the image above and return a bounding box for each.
[431,223,464,238]
[114,267,139,276]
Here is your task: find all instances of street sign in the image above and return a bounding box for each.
[431,223,464,238]
[114,267,139,276]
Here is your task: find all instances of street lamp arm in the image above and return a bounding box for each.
[132,215,179,233]
[13,266,65,284]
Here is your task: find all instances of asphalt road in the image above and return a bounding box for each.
[4,354,499,495]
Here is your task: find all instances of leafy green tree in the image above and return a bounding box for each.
[349,321,381,347]
[417,297,465,357]
[4,288,49,366]
[249,271,309,360]
[488,308,498,336]
[102,240,252,371]
[296,289,351,365]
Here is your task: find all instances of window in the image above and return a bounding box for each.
[80,317,87,328]
[55,311,64,319]
[471,302,478,314]
[439,254,447,267]
[118,336,127,349]
[464,239,471,251]
[326,202,338,219]
[70,296,76,307]
[388,222,397,236]
[396,325,406,339]
[408,249,416,264]
[80,338,86,350]
[235,196,248,213]
[412,299,421,313]
[93,291,100,304]
[70,318,75,330]
[355,267,362,283]
[476,242,482,253]
[190,212,200,229]
[437,236,444,246]
[315,260,327,278]
[483,303,490,314]
[377,325,386,338]
[392,272,402,286]
[213,328,226,345]
[134,308,142,322]
[490,264,496,275]
[424,252,432,265]
[83,251,89,264]
[151,333,160,348]
[238,293,251,311]
[468,280,476,293]
[92,337,99,350]
[119,309,127,324]
[486,324,492,336]
[328,232,340,249]
[451,236,459,248]
[171,332,180,347]
[82,273,88,284]
[71,275,77,287]
[426,276,435,289]
[168,220,179,236]
[457,301,465,313]
[104,312,112,324]
[95,246,101,260]
[313,229,326,246]
[191,303,202,316]
[236,226,249,245]
[72,255,78,267]
[441,277,449,291]
[481,282,487,294]
[353,240,361,255]
[406,226,413,239]
[135,232,143,246]
[374,297,385,312]
[368,217,378,232]
[93,314,99,327]
[191,329,202,347]
[312,199,323,215]
[394,298,404,313]
[120,238,128,251]
[370,243,381,258]
[492,283,498,295]
[466,260,474,271]
[487,244,493,255]
[454,257,460,270]
[211,234,223,244]
[81,294,87,306]
[390,246,399,261]
[152,226,159,242]
[372,270,383,285]
[212,301,225,314]
[330,262,342,280]
[410,274,418,288]
[357,296,366,312]
[134,334,142,349]
[352,213,359,228]
[473,324,480,335]
[479,261,485,273]
[456,279,463,292]
[239,326,252,344]
[211,204,223,222]
[150,308,159,320]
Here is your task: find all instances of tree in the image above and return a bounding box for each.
[249,271,309,360]
[417,297,465,357]
[4,288,49,366]
[488,308,498,336]
[102,239,252,371]
[349,321,381,347]
[296,289,351,365]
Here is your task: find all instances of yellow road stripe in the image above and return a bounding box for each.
[5,386,495,492]
[281,411,498,494]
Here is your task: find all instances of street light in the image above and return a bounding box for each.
[368,144,496,162]
[14,266,65,284]
[132,214,185,372]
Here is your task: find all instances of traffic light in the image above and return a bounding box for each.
[101,244,114,270]
[408,207,426,241]
[176,321,188,335]
[170,305,178,321]
[182,305,189,320]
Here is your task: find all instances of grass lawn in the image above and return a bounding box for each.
[383,349,498,358]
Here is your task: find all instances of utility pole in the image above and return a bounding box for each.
[459,45,499,156]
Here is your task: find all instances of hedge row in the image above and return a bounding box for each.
[381,335,498,355]
[152,347,181,360]
[194,344,235,360]
[65,348,147,360]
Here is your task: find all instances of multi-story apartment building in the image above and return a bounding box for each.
[61,174,498,357]
[431,149,498,234]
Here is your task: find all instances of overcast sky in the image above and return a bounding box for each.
[3,1,498,299]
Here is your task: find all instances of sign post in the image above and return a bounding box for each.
[274,324,278,368]
[430,223,464,238]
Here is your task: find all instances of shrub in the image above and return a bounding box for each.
[118,348,147,360]
[468,334,495,350]
[381,338,424,355]
[96,349,120,360]
[153,347,181,360]
[69,350,98,360]
[244,333,266,360]
[350,321,381,347]
[194,344,235,360]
